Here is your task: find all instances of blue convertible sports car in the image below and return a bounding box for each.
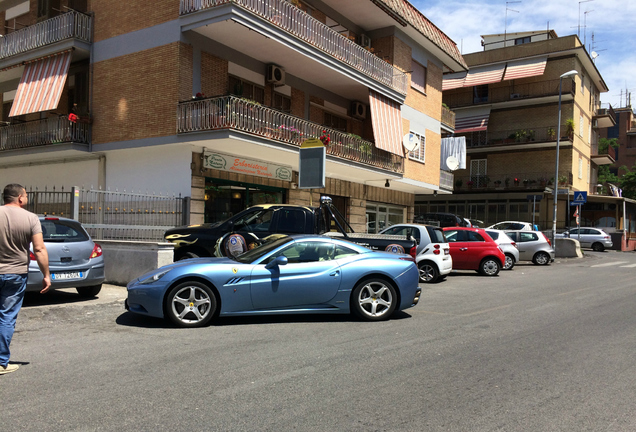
[126,235,421,327]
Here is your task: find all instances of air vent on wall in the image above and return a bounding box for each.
[267,64,285,85]
[351,101,367,119]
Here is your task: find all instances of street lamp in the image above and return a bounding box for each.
[552,70,579,253]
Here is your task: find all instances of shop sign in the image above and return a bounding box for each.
[203,151,293,181]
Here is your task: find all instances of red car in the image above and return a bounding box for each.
[442,227,506,276]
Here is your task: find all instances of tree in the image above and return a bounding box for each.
[597,137,619,154]
[619,163,636,199]
[597,165,619,195]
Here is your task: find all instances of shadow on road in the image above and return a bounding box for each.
[22,289,93,308]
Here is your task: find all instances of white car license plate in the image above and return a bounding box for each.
[52,271,83,280]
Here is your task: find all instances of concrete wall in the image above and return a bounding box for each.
[555,238,583,258]
[100,240,174,286]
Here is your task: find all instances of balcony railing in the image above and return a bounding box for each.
[444,78,576,109]
[177,96,404,173]
[179,0,408,95]
[0,117,90,151]
[439,170,454,190]
[0,11,92,61]
[458,125,573,148]
[441,105,455,129]
[453,171,573,192]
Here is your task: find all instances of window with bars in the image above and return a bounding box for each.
[324,112,347,132]
[470,159,488,187]
[408,132,425,162]
[229,76,265,104]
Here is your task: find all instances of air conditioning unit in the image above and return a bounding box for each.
[266,64,285,85]
[351,101,367,119]
[358,34,371,48]
[510,93,521,99]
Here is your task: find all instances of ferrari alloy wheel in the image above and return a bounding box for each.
[418,262,439,283]
[352,278,397,321]
[504,253,515,270]
[479,258,500,276]
[165,281,217,328]
[533,251,550,266]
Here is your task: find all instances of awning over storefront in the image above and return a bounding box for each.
[442,72,468,91]
[463,64,506,87]
[369,90,403,156]
[9,51,72,117]
[503,56,548,81]
[454,107,491,133]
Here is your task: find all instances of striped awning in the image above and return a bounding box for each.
[503,57,548,81]
[442,72,468,91]
[463,63,506,87]
[9,51,72,117]
[454,107,491,133]
[369,90,403,156]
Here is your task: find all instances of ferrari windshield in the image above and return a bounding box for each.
[234,236,293,263]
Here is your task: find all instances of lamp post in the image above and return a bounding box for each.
[552,70,579,253]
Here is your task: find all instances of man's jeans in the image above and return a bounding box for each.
[0,274,27,367]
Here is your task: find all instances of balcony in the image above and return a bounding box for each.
[453,171,573,193]
[0,117,90,152]
[593,104,616,129]
[177,95,404,173]
[0,11,92,61]
[179,0,408,97]
[441,105,455,130]
[458,125,574,151]
[444,78,575,109]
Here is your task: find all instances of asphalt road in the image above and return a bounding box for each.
[2,250,636,431]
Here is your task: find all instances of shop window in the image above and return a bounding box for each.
[411,60,427,94]
[324,112,347,132]
[366,203,404,233]
[229,76,265,104]
[408,132,425,162]
[204,179,285,224]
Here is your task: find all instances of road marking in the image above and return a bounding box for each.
[460,304,511,317]
[620,263,636,268]
[590,261,628,268]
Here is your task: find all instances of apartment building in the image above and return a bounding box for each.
[418,30,615,231]
[599,105,636,177]
[0,0,467,231]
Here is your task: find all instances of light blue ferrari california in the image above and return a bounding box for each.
[126,235,420,327]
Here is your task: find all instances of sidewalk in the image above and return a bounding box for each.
[22,284,127,310]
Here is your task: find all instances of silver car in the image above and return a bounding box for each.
[556,227,613,251]
[504,230,555,265]
[27,217,105,297]
[485,229,519,270]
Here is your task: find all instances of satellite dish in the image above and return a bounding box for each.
[402,133,419,152]
[591,51,598,59]
[446,156,459,171]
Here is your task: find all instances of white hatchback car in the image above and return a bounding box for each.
[487,221,536,231]
[485,229,519,270]
[556,227,613,251]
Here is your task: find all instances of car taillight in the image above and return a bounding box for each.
[409,245,417,259]
[433,244,441,255]
[90,243,102,259]
[511,242,517,248]
[400,256,415,263]
[541,233,552,246]
[604,236,610,240]
[44,217,59,220]
[29,251,36,261]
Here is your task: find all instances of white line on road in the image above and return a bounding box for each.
[591,261,629,268]
[619,263,636,268]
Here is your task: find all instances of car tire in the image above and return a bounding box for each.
[479,258,500,276]
[533,251,551,265]
[76,284,102,298]
[418,261,439,283]
[592,242,605,252]
[504,253,516,270]
[164,281,218,328]
[351,278,397,321]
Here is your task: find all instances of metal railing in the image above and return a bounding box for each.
[177,95,404,173]
[22,186,73,216]
[179,0,408,94]
[444,78,576,108]
[0,117,90,151]
[441,105,455,129]
[458,125,570,148]
[0,11,92,60]
[453,171,573,191]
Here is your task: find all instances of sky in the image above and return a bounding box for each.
[412,0,636,109]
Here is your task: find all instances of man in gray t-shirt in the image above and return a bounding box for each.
[0,184,51,375]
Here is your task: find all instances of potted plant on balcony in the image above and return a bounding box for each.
[565,118,575,139]
[505,177,511,187]
[539,176,548,187]
[514,177,520,187]
[522,178,530,187]
[494,179,502,188]
[558,175,568,186]
[466,180,474,189]
[455,179,463,189]
[547,127,556,140]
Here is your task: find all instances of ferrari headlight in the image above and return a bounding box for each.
[139,269,170,285]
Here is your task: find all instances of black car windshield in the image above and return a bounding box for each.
[40,219,89,242]
[234,236,293,263]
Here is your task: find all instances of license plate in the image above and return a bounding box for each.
[52,271,83,280]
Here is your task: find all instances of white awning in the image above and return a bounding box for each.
[369,90,403,156]
[503,57,548,81]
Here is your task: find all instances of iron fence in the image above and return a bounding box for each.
[1,117,89,151]
[23,186,73,216]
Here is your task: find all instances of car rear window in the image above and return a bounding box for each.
[426,226,446,243]
[40,219,89,242]
[486,230,499,240]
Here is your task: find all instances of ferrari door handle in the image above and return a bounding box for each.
[330,270,340,277]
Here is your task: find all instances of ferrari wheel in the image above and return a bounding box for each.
[165,281,217,328]
[351,278,397,321]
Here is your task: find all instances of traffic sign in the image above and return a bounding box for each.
[526,194,543,201]
[571,191,587,204]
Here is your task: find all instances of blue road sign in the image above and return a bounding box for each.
[571,191,587,204]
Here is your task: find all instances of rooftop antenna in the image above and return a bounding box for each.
[578,0,594,39]
[583,9,593,47]
[504,1,521,48]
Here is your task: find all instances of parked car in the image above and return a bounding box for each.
[27,216,105,297]
[442,227,505,276]
[487,221,536,231]
[414,212,469,228]
[504,230,555,265]
[469,219,484,228]
[126,234,421,327]
[556,228,613,251]
[380,224,452,283]
[484,229,519,270]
